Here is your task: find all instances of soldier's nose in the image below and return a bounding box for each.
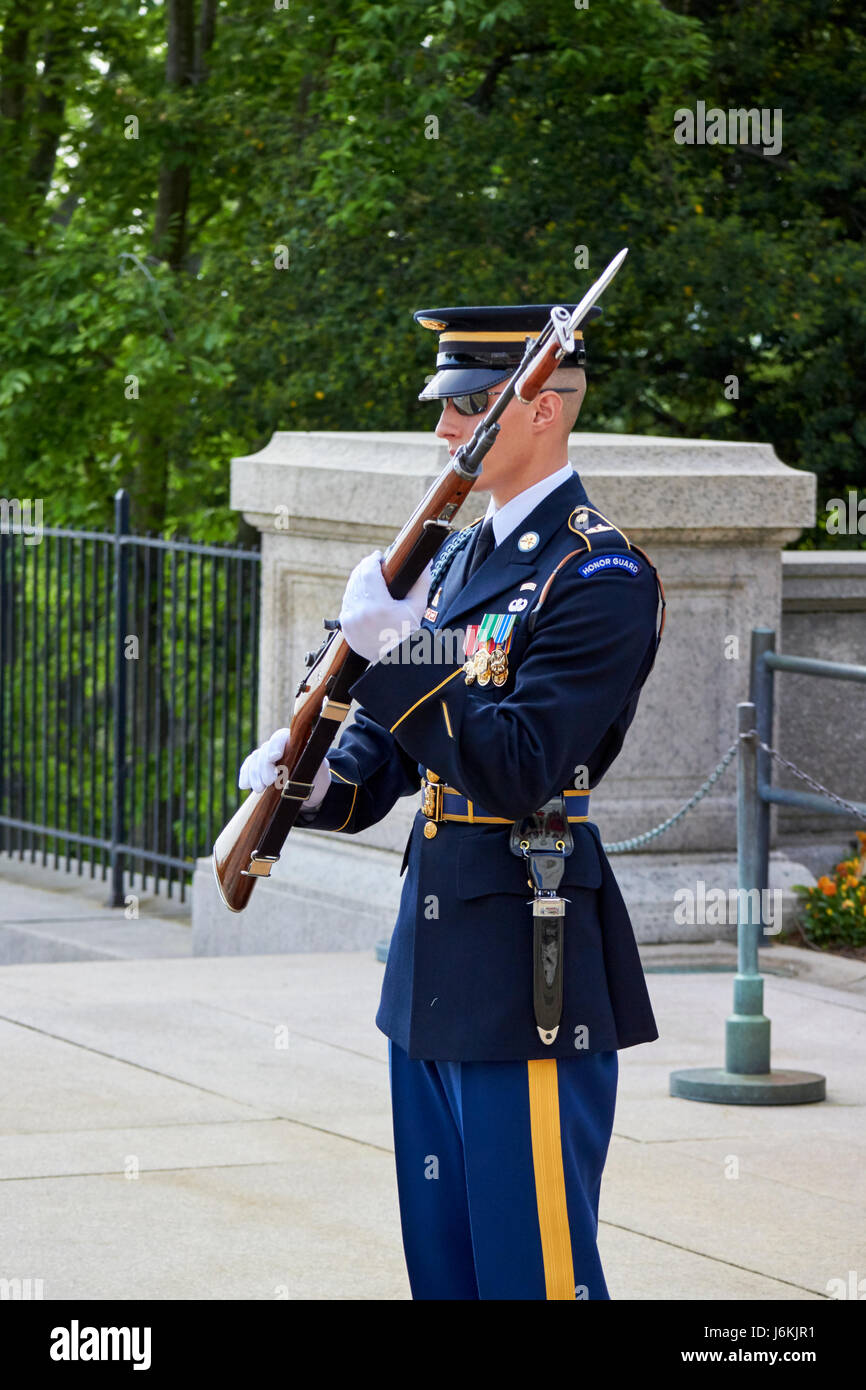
[435,405,461,441]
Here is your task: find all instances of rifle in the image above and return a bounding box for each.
[212,248,628,912]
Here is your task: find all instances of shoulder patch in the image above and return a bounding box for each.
[577,552,643,578]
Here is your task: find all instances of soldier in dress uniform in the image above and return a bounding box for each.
[239,300,666,1300]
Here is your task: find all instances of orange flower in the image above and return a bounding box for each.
[817,876,837,896]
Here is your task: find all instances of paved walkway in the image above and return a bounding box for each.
[0,863,864,1300]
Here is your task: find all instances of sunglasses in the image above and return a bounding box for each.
[447,387,579,417]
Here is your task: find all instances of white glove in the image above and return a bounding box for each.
[238,727,330,810]
[338,551,433,664]
[299,756,331,811]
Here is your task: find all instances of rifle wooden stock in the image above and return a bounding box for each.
[212,632,355,912]
[514,334,570,402]
[212,469,477,912]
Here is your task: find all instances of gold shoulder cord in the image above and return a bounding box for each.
[566,504,632,551]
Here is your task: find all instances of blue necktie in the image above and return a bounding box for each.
[466,517,495,579]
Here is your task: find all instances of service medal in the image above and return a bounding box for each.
[474,647,492,685]
[476,612,519,688]
[463,623,480,684]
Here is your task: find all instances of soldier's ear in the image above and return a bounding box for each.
[532,389,563,433]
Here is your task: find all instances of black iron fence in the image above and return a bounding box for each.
[0,490,260,905]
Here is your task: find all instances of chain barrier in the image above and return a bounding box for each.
[755,736,866,824]
[602,740,738,854]
[602,730,866,854]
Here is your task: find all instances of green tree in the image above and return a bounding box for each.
[0,0,862,545]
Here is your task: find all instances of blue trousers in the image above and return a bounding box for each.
[388,1038,618,1299]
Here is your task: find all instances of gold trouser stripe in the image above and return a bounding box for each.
[440,699,453,739]
[329,768,358,832]
[527,1059,575,1300]
[389,667,463,734]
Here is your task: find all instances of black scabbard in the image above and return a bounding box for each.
[510,797,574,1047]
[533,897,566,1045]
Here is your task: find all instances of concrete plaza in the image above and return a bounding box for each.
[0,863,863,1300]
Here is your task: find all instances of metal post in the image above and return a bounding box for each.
[727,702,771,1073]
[108,489,129,908]
[669,702,826,1104]
[749,627,775,950]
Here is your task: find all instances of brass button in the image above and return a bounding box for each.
[423,821,438,839]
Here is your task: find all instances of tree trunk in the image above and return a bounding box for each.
[152,0,196,269]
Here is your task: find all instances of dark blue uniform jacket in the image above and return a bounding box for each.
[299,467,664,1061]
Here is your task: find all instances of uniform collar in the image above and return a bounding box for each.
[483,460,576,548]
[437,467,591,630]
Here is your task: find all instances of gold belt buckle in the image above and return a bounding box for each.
[421,778,444,820]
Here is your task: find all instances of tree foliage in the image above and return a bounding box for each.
[0,0,862,544]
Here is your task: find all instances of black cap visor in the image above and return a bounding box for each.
[418,365,513,402]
